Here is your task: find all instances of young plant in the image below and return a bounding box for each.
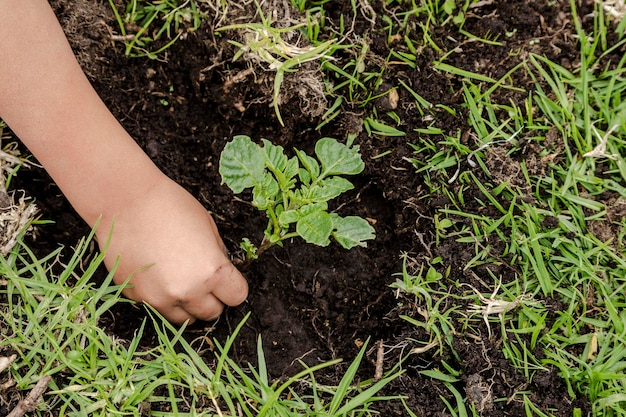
[219,135,375,262]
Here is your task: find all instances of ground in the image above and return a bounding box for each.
[4,0,606,415]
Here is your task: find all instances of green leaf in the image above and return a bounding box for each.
[295,149,321,179]
[315,138,364,178]
[219,135,265,193]
[279,202,329,226]
[298,167,311,185]
[296,211,332,246]
[268,233,282,244]
[284,157,300,185]
[309,177,354,202]
[331,215,375,249]
[364,117,406,137]
[252,175,279,209]
[278,209,300,225]
[241,238,258,260]
[419,369,459,383]
[262,140,298,190]
[443,0,456,15]
[287,188,309,206]
[299,202,328,216]
[262,139,289,173]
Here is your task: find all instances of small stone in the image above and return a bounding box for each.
[375,84,399,112]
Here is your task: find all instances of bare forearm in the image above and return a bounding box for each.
[0,1,249,323]
[0,0,162,225]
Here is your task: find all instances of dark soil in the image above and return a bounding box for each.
[4,0,602,415]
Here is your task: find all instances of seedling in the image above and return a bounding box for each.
[219,135,375,262]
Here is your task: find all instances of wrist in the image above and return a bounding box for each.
[77,157,167,228]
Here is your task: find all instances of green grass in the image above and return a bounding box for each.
[0,228,400,415]
[393,1,626,415]
[108,0,207,58]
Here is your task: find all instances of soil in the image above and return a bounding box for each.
[3,0,610,415]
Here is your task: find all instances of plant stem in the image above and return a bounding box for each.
[266,207,281,239]
[233,231,300,270]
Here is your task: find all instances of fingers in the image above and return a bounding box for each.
[181,292,225,323]
[121,284,197,326]
[118,257,247,325]
[179,260,247,322]
[162,307,197,326]
[106,204,248,326]
[164,265,246,324]
[208,261,249,307]
[202,215,249,307]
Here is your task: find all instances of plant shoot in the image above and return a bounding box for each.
[219,135,375,261]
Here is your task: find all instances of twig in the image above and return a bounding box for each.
[0,354,16,373]
[7,375,52,417]
[358,0,377,27]
[110,34,136,42]
[374,340,384,380]
[465,283,531,340]
[469,0,495,8]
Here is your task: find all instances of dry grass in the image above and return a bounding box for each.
[0,130,38,255]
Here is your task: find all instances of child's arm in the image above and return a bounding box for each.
[0,0,248,324]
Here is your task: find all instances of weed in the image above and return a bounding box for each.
[363,115,406,137]
[397,1,626,414]
[217,6,335,126]
[108,0,205,58]
[0,137,38,256]
[391,254,459,355]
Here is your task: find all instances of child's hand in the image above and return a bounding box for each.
[96,176,248,325]
[0,0,247,325]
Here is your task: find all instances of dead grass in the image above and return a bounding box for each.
[0,133,37,255]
